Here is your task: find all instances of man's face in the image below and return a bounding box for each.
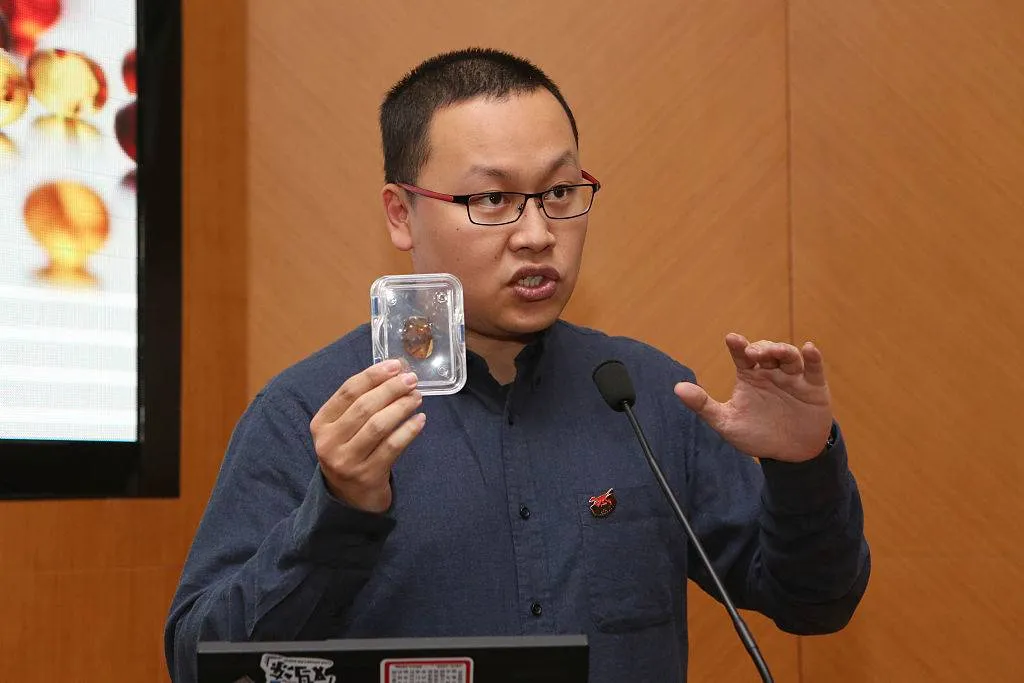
[384,89,589,341]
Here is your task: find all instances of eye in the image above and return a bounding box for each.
[469,192,511,210]
[544,185,576,201]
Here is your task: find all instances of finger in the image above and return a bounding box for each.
[674,381,727,427]
[725,333,756,371]
[345,389,424,460]
[364,412,427,472]
[332,371,419,444]
[801,342,827,386]
[313,360,403,426]
[745,340,781,370]
[746,340,802,372]
[775,343,804,375]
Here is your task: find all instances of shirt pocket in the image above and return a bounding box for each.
[576,483,676,633]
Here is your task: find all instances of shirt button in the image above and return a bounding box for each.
[530,602,543,617]
[519,505,531,520]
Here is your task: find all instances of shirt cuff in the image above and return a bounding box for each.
[291,467,397,566]
[759,422,852,515]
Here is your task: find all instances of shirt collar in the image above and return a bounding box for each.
[463,323,557,411]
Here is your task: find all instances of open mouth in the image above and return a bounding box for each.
[517,275,545,288]
[510,269,559,302]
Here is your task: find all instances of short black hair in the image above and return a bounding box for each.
[380,48,579,185]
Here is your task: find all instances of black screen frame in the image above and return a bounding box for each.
[0,0,182,500]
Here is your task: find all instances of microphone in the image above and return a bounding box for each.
[592,360,774,683]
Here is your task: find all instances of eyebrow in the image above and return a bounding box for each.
[465,150,580,183]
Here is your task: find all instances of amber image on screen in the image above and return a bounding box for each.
[115,99,135,160]
[121,48,135,95]
[0,2,139,443]
[0,11,11,53]
[0,3,137,286]
[0,47,29,128]
[0,0,61,58]
[24,180,110,286]
[28,48,107,118]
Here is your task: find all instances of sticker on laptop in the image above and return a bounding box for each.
[380,657,473,683]
[260,653,337,683]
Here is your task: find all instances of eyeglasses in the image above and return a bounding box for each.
[399,171,601,226]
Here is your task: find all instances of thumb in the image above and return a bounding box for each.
[674,381,727,426]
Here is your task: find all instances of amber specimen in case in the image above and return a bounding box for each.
[24,181,109,283]
[0,0,61,57]
[115,100,135,160]
[27,48,107,118]
[401,316,434,360]
[0,48,29,126]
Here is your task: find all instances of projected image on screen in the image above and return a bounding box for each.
[0,1,138,442]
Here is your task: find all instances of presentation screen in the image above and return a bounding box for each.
[0,0,181,498]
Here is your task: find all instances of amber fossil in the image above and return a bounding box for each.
[0,0,61,57]
[32,113,100,141]
[27,48,107,118]
[24,181,109,284]
[401,316,434,360]
[0,131,15,158]
[122,48,135,94]
[0,10,10,53]
[0,48,29,126]
[115,100,135,160]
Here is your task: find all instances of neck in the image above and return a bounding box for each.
[467,330,532,385]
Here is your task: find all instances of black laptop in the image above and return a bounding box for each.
[197,634,588,683]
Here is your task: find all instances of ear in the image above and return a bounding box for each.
[382,184,414,251]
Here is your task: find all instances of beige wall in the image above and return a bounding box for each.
[790,1,1024,680]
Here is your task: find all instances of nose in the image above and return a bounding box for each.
[508,197,556,252]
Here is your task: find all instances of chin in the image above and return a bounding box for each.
[501,302,564,336]
[466,287,570,340]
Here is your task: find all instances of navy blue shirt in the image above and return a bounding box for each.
[165,321,870,682]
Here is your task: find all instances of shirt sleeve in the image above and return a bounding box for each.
[683,405,871,634]
[164,388,395,683]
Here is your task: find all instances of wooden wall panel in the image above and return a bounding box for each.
[0,567,182,680]
[790,1,1024,680]
[248,1,795,681]
[0,1,249,681]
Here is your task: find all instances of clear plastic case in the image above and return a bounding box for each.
[370,273,467,395]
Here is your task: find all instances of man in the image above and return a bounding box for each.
[166,48,870,682]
